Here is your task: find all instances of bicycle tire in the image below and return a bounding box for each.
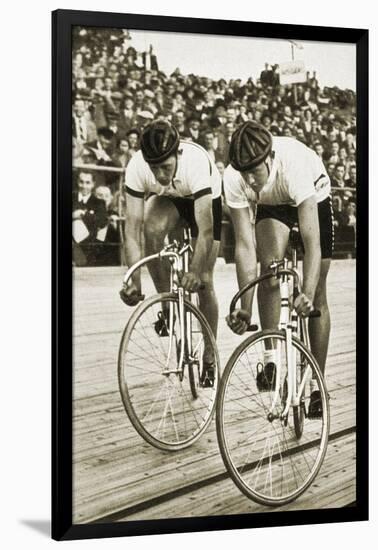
[118,292,219,451]
[216,329,329,506]
[178,338,198,399]
[293,357,307,439]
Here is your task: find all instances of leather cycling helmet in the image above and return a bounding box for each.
[140,120,180,164]
[229,121,272,171]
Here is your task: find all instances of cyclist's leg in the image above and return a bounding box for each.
[193,238,220,361]
[191,197,221,362]
[308,196,333,376]
[255,215,290,330]
[309,258,331,375]
[250,214,290,391]
[144,195,180,293]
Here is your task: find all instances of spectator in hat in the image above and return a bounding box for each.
[135,110,154,132]
[212,105,227,127]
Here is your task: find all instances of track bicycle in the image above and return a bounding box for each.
[216,225,330,506]
[118,227,220,451]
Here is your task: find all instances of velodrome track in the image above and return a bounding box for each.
[72,259,356,523]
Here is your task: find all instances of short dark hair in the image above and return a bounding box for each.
[126,128,140,138]
[117,137,129,146]
[78,170,95,182]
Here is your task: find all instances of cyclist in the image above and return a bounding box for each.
[120,120,222,387]
[224,121,333,417]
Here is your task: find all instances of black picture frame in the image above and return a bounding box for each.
[52,9,369,541]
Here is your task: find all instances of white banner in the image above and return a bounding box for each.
[279,60,307,85]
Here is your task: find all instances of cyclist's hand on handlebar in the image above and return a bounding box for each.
[119,282,144,306]
[226,309,251,335]
[294,293,313,317]
[180,271,202,293]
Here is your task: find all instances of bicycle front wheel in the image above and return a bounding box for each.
[216,330,329,506]
[118,293,219,451]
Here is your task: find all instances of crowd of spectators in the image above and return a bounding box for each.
[72,27,357,265]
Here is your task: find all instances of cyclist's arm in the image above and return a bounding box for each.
[229,206,257,313]
[297,195,321,302]
[124,193,145,290]
[191,194,214,275]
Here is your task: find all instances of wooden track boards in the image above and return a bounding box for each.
[72,260,356,523]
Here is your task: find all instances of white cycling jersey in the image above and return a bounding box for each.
[125,140,222,200]
[224,136,331,218]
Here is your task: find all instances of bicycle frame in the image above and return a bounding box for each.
[122,228,196,376]
[229,244,314,422]
[270,259,312,419]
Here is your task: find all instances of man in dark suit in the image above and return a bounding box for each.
[72,171,108,266]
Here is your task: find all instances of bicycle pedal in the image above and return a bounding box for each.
[256,362,276,392]
[200,363,215,388]
[307,390,323,419]
[154,311,170,336]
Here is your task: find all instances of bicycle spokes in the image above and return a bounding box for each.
[119,294,219,451]
[217,331,329,505]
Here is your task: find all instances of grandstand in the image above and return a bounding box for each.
[72,26,356,266]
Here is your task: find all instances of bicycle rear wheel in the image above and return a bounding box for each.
[118,292,219,451]
[216,330,329,506]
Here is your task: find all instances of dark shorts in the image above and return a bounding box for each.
[168,195,222,241]
[255,196,334,259]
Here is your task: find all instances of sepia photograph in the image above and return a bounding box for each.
[52,9,368,540]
